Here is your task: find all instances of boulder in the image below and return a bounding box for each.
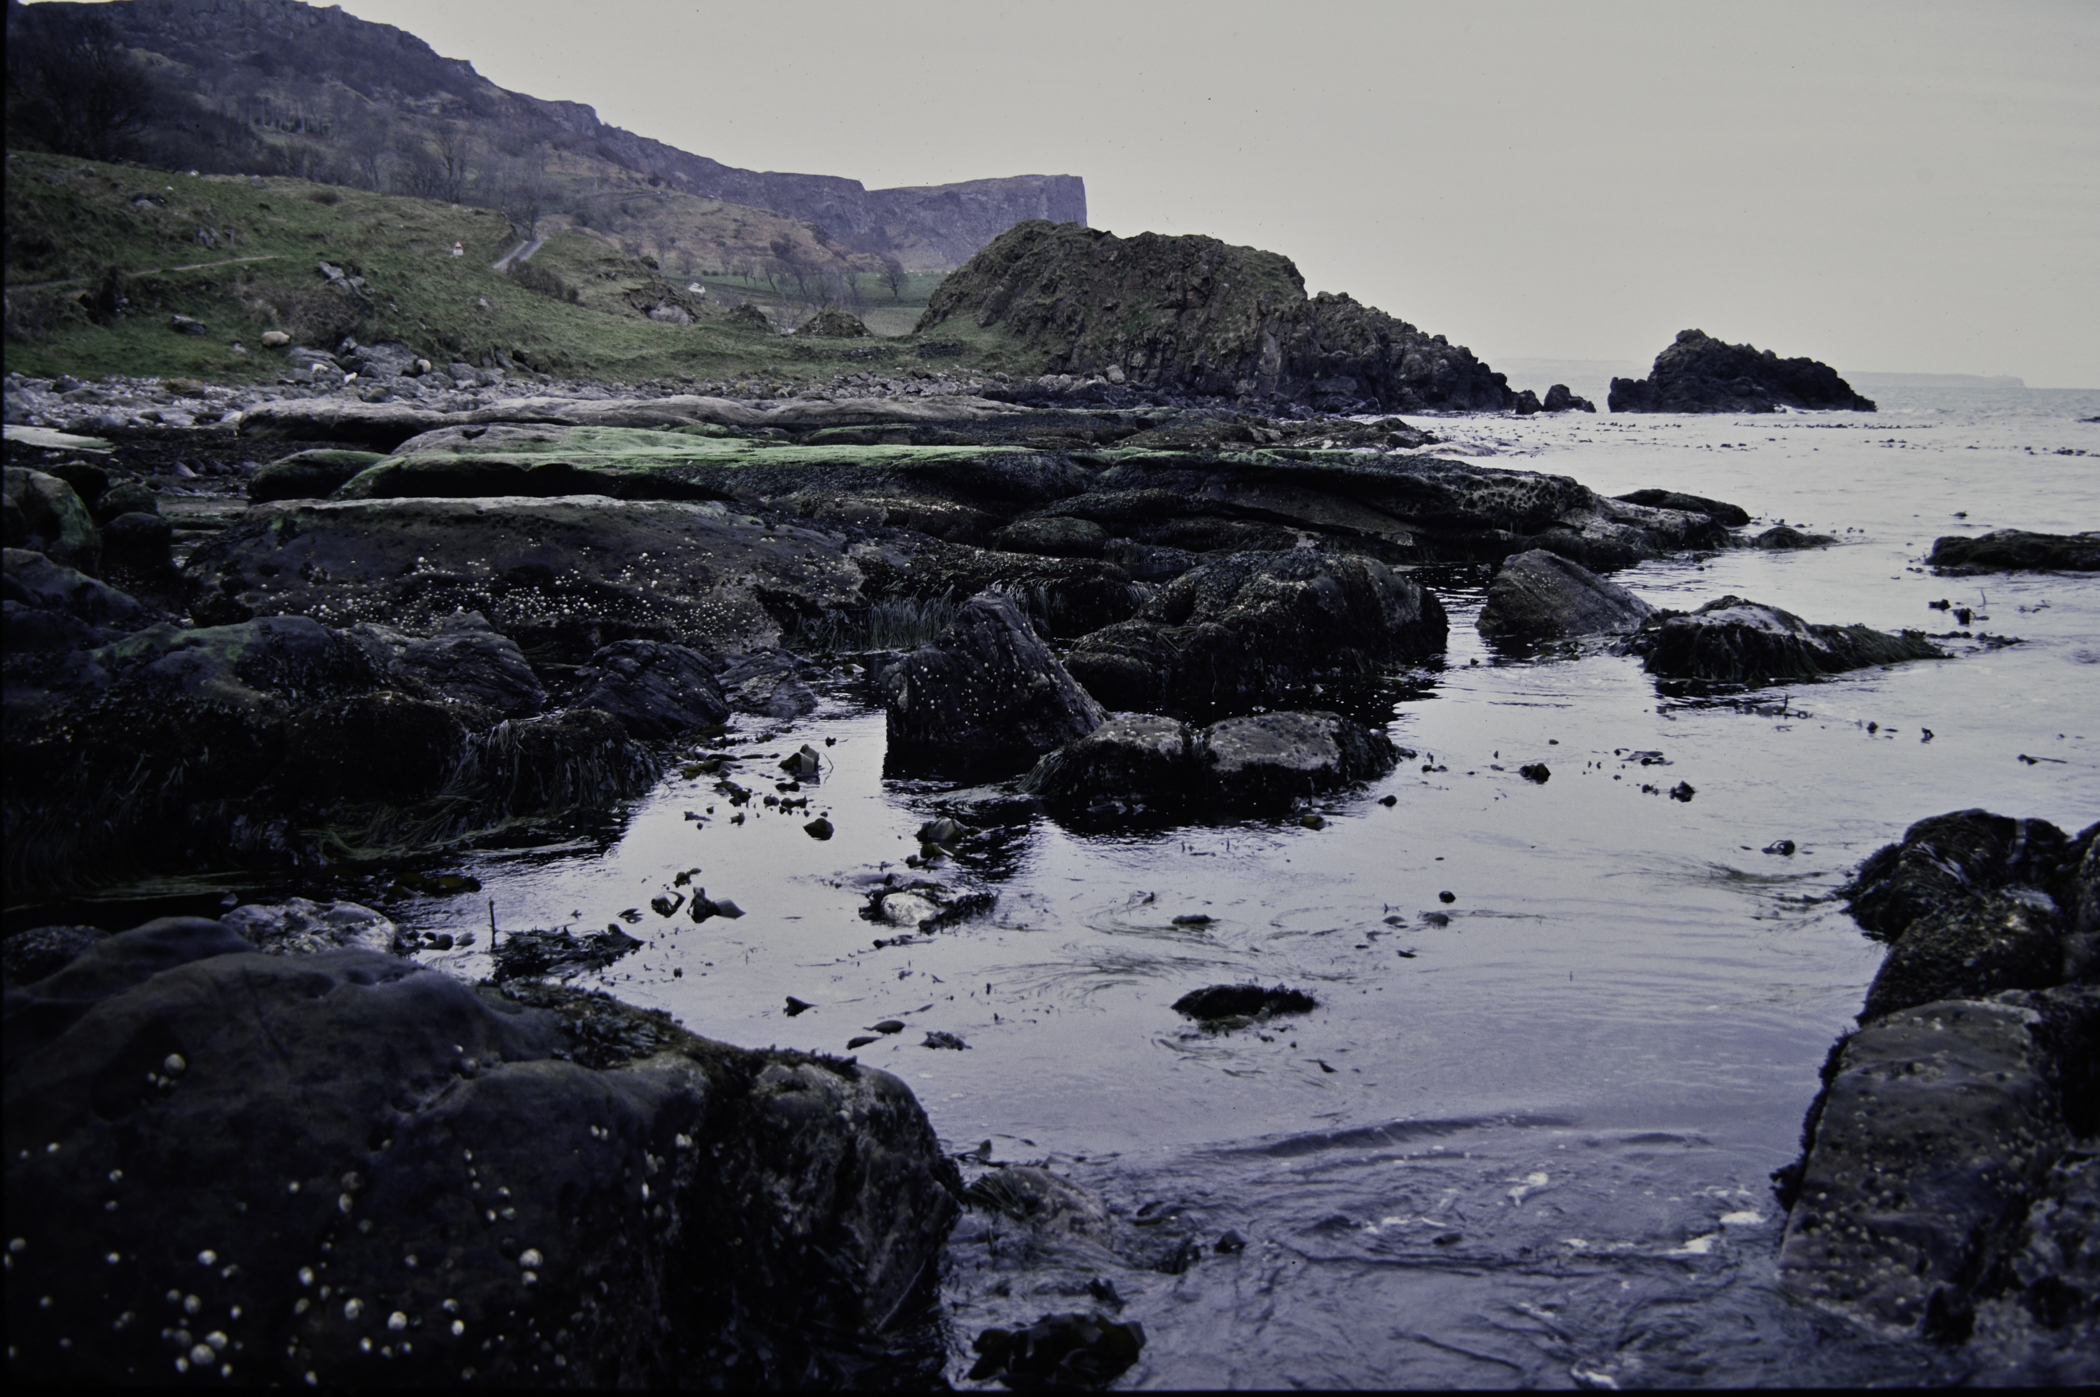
[249,449,390,503]
[1608,329,1876,413]
[1540,384,1596,413]
[1,925,108,985]
[1172,983,1318,1025]
[3,467,100,574]
[1623,595,1944,684]
[1860,890,2069,1021]
[1061,551,1446,717]
[1513,389,1543,416]
[1611,489,1752,528]
[1841,810,2081,943]
[222,898,401,955]
[882,591,1105,774]
[1751,525,1836,550]
[1927,531,2100,574]
[100,512,175,586]
[3,547,153,651]
[576,639,729,739]
[717,651,819,719]
[1021,709,1398,817]
[1476,548,1655,641]
[348,611,548,719]
[1,919,959,1386]
[181,495,865,667]
[799,310,871,338]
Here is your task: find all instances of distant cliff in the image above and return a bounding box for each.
[919,222,1514,412]
[5,0,1081,269]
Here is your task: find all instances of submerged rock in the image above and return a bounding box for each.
[881,591,1105,774]
[1476,548,1655,641]
[1608,329,1876,413]
[1061,551,1446,717]
[1623,595,1944,684]
[1022,710,1397,817]
[2,917,959,1386]
[1927,530,2100,574]
[491,924,643,980]
[1172,983,1318,1026]
[1610,489,1753,528]
[1751,525,1837,550]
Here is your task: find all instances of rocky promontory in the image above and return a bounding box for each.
[1608,330,1876,413]
[916,221,1515,413]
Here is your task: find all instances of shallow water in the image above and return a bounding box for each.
[400,386,2097,1388]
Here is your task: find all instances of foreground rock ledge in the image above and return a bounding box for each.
[3,918,959,1386]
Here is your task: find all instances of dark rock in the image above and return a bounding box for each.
[1610,489,1753,528]
[1840,810,2078,943]
[724,302,772,332]
[3,547,152,647]
[1513,389,1543,416]
[1669,780,1695,802]
[279,690,472,806]
[169,312,209,335]
[349,611,547,718]
[1861,891,2069,1021]
[1520,763,1550,783]
[1927,531,2100,574]
[1172,983,1317,1025]
[860,882,998,933]
[922,1030,969,1050]
[2,924,960,1386]
[718,651,819,719]
[248,448,390,502]
[491,924,643,980]
[1477,548,1655,641]
[1624,595,1944,684]
[920,220,1515,412]
[41,461,109,513]
[1540,384,1596,413]
[1062,551,1446,717]
[1608,329,1876,413]
[576,640,728,739]
[990,515,1110,558]
[221,898,400,955]
[882,591,1105,774]
[99,511,175,583]
[968,1311,1146,1390]
[798,309,871,338]
[1021,710,1397,817]
[1752,525,1837,550]
[95,478,158,521]
[3,467,99,574]
[0,925,107,985]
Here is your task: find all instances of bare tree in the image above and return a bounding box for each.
[7,8,160,162]
[880,255,909,303]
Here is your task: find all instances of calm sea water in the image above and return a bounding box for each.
[410,387,2098,1388]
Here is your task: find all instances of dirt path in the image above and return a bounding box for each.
[490,237,545,273]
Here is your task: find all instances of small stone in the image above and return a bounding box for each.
[1439,891,1456,904]
[847,1035,879,1049]
[804,817,835,840]
[784,997,814,1017]
[872,1020,905,1034]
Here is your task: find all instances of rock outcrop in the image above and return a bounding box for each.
[1021,710,1398,818]
[1060,551,1447,718]
[1928,531,2100,574]
[2,913,959,1386]
[1476,549,1655,641]
[1776,813,2097,1369]
[916,221,1515,412]
[1623,595,1943,684]
[1608,330,1876,413]
[880,591,1105,775]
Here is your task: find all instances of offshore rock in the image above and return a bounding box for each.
[1927,530,2100,574]
[1751,525,1837,550]
[1541,384,1596,413]
[917,221,1515,412]
[1608,329,1876,413]
[882,591,1105,775]
[1021,710,1398,817]
[1477,548,1655,641]
[1061,551,1446,718]
[1623,595,1943,685]
[2,918,959,1386]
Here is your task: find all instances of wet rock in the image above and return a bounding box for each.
[718,651,819,719]
[1021,710,1397,817]
[1623,595,1944,685]
[1841,810,2080,943]
[1513,389,1543,416]
[1062,551,1447,717]
[2,547,153,651]
[1608,329,1876,413]
[349,610,547,719]
[1860,891,2069,1022]
[1172,983,1318,1026]
[182,495,865,664]
[990,515,1110,558]
[94,478,157,522]
[1927,530,2100,574]
[99,511,175,586]
[1520,763,1551,783]
[222,898,400,955]
[576,639,728,739]
[0,925,107,985]
[967,1311,1146,1390]
[882,591,1105,775]
[2,923,960,1386]
[1610,489,1753,528]
[1477,548,1655,641]
[1752,525,1837,549]
[922,1030,969,1050]
[247,448,390,503]
[491,924,643,980]
[1541,383,1596,413]
[3,467,100,574]
[1777,986,2096,1344]
[805,816,835,839]
[860,881,998,932]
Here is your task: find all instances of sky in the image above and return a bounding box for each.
[190,2,2100,384]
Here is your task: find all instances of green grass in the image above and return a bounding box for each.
[3,151,1030,386]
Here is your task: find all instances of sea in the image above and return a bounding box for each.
[400,385,2099,1388]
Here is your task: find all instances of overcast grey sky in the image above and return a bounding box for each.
[323,2,2096,385]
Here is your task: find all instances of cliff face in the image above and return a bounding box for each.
[1609,330,1876,413]
[14,0,1079,268]
[919,221,1513,412]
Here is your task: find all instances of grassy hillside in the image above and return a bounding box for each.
[2,151,998,385]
